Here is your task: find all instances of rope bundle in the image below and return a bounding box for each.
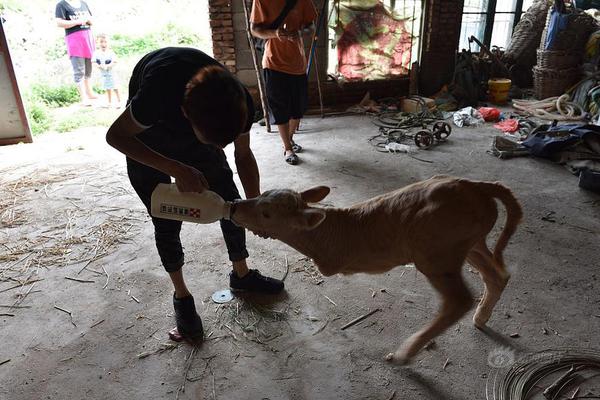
[512,94,586,121]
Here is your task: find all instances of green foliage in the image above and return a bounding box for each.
[55,108,116,133]
[25,100,53,135]
[45,37,68,61]
[29,83,80,108]
[111,23,204,57]
[111,33,160,57]
[0,0,24,12]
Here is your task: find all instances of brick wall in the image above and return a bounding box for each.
[419,0,465,95]
[208,0,236,72]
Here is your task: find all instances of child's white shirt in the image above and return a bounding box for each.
[94,49,116,70]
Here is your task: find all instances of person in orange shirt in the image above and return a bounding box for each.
[251,0,317,165]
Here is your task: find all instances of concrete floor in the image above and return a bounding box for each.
[1,115,599,400]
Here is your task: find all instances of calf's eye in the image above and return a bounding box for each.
[262,211,270,219]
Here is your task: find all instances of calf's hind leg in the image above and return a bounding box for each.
[467,242,510,329]
[386,269,473,364]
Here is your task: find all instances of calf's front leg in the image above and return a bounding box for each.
[386,271,473,364]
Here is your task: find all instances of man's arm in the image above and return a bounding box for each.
[233,132,260,198]
[106,106,208,192]
[251,23,296,41]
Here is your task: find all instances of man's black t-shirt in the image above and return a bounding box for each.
[129,47,255,136]
[55,0,92,36]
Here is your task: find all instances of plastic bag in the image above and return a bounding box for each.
[453,107,485,127]
[478,107,501,122]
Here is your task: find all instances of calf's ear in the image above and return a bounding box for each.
[300,186,330,203]
[290,209,327,230]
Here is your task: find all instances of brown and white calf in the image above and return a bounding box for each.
[232,175,523,364]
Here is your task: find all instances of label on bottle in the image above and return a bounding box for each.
[159,203,202,219]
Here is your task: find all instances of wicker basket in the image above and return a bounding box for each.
[504,0,553,66]
[536,49,581,69]
[539,9,598,51]
[533,66,580,99]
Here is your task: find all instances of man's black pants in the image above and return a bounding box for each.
[126,123,248,273]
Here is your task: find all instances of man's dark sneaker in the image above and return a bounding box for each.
[173,293,204,343]
[229,269,284,294]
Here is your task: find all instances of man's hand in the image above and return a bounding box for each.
[173,163,209,193]
[276,27,299,41]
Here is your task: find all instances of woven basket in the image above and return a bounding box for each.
[533,66,580,99]
[504,0,553,66]
[536,49,581,69]
[540,9,598,51]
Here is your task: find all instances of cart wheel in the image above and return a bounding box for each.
[414,130,434,149]
[432,122,452,140]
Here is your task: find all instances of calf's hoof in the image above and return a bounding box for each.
[384,352,411,365]
[473,313,489,330]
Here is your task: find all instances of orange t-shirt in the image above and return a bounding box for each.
[251,0,317,75]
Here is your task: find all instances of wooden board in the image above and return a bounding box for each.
[0,18,32,145]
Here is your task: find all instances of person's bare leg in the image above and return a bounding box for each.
[77,82,89,104]
[289,118,300,142]
[114,89,121,105]
[232,259,250,278]
[277,122,294,157]
[84,78,97,100]
[106,90,112,106]
[169,269,192,299]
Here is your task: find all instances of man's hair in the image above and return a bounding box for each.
[183,65,248,147]
[96,33,107,40]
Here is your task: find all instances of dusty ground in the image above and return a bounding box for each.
[1,115,599,400]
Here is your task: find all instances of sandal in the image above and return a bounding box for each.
[284,151,299,165]
[291,141,303,153]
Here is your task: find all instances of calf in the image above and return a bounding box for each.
[231,175,523,364]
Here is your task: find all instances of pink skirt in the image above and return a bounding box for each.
[65,29,95,59]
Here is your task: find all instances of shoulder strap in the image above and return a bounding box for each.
[268,0,299,30]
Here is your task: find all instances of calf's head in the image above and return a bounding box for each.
[232,186,331,237]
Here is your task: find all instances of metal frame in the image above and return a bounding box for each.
[462,0,527,49]
[0,18,32,145]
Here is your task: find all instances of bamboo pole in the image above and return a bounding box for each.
[242,0,271,133]
[312,51,324,118]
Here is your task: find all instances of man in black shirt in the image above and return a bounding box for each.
[107,47,284,344]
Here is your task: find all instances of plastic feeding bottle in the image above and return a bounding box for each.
[151,183,233,224]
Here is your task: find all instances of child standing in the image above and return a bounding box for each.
[93,34,121,107]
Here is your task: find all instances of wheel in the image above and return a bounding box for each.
[432,122,452,140]
[414,130,434,149]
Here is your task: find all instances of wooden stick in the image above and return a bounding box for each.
[0,278,42,294]
[175,347,197,400]
[241,0,271,133]
[0,359,10,366]
[340,308,381,330]
[323,295,337,307]
[312,51,325,118]
[90,319,105,329]
[8,282,37,312]
[65,276,95,283]
[102,265,110,289]
[54,304,76,327]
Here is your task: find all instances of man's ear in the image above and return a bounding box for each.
[300,186,330,203]
[289,209,327,230]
